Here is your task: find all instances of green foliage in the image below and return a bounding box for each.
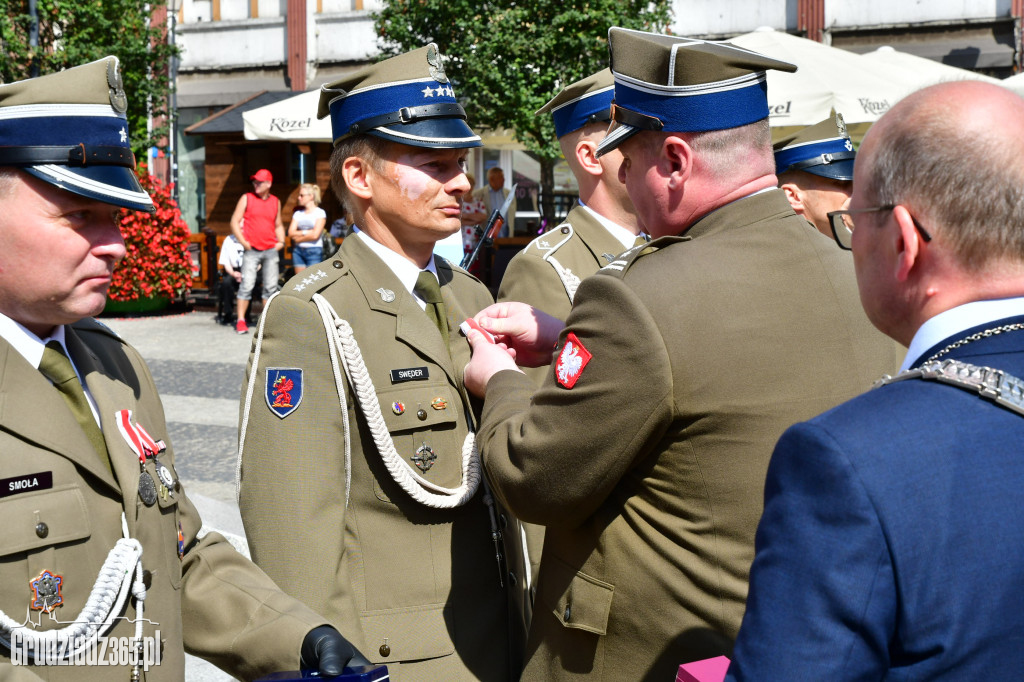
[0,0,179,156]
[375,0,671,221]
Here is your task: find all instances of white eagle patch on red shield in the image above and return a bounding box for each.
[555,332,592,389]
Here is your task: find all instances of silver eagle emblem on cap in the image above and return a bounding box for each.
[376,287,396,303]
[106,59,128,113]
[426,44,448,84]
[835,112,847,138]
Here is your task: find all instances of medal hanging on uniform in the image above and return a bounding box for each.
[115,410,173,506]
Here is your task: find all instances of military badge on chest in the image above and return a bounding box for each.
[266,368,303,418]
[29,570,64,612]
[116,409,177,506]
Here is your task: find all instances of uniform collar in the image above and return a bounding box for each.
[354,229,439,309]
[0,311,70,372]
[902,296,1024,371]
[578,201,640,250]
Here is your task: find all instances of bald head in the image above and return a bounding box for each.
[859,81,1024,271]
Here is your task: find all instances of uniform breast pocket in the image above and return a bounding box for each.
[0,485,91,556]
[372,384,464,501]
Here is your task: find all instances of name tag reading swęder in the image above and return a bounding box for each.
[390,366,429,384]
[0,471,53,498]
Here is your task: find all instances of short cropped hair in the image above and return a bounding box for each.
[865,108,1024,271]
[685,118,773,181]
[328,135,392,207]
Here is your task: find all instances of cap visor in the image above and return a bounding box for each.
[800,159,855,182]
[595,121,640,158]
[368,117,482,149]
[24,164,155,213]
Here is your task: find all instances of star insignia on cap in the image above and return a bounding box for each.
[422,86,435,98]
[434,85,446,97]
[119,127,127,143]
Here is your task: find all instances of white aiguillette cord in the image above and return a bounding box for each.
[0,514,146,666]
[312,293,482,509]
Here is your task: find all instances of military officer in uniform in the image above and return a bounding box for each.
[0,57,367,680]
[237,45,524,681]
[463,29,905,680]
[498,68,644,387]
[774,109,856,238]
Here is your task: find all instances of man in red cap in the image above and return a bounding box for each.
[230,168,285,334]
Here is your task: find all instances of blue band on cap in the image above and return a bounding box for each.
[551,87,614,138]
[613,75,770,133]
[774,136,855,172]
[0,107,129,149]
[329,79,460,142]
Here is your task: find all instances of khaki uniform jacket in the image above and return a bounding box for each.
[477,190,905,681]
[238,235,522,682]
[498,204,633,386]
[0,319,323,681]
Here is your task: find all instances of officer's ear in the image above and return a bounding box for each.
[663,135,693,191]
[342,155,374,201]
[575,139,603,178]
[780,181,806,215]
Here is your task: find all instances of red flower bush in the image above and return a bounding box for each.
[108,165,192,302]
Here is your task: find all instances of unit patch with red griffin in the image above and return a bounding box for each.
[555,332,592,389]
[266,368,303,418]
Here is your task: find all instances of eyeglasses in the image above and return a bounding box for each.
[826,205,933,250]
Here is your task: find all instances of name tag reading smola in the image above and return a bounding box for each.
[0,471,53,498]
[390,366,429,383]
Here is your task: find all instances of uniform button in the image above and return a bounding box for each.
[35,522,48,538]
[333,260,343,269]
[417,409,427,421]
[561,226,570,234]
[142,570,153,589]
[379,643,391,657]
[563,604,571,622]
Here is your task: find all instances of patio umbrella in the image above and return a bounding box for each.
[243,89,332,142]
[861,46,1005,89]
[728,28,916,128]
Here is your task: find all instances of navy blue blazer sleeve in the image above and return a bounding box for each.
[727,422,896,681]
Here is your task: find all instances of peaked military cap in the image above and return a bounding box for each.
[537,69,615,139]
[318,44,481,149]
[0,56,153,213]
[773,109,856,181]
[596,27,797,157]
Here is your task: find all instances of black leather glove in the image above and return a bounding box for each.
[299,625,372,676]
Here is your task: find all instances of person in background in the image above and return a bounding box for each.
[0,55,367,681]
[774,109,856,238]
[216,233,244,326]
[288,182,327,273]
[728,80,1024,681]
[470,166,517,237]
[231,168,285,335]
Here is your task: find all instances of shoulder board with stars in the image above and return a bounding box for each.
[598,235,688,278]
[283,261,348,301]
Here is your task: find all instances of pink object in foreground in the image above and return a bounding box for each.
[676,656,730,682]
[460,318,495,344]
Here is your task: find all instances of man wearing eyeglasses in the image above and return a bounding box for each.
[728,81,1024,679]
[461,28,902,680]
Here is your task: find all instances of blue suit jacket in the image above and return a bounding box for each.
[727,315,1024,681]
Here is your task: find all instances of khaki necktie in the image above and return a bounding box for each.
[414,270,450,341]
[39,341,112,472]
[633,235,648,249]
